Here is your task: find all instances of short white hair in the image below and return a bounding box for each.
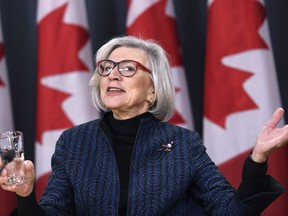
[89,36,175,122]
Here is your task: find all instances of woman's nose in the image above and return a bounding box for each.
[108,67,122,80]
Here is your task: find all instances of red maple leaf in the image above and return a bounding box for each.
[204,0,267,128]
[0,42,5,86]
[127,0,182,67]
[36,3,89,143]
[127,0,186,125]
[169,87,185,124]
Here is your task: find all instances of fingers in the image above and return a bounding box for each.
[24,160,34,171]
[0,169,10,190]
[0,174,8,185]
[23,160,35,183]
[265,107,284,128]
[0,163,8,184]
[1,160,35,195]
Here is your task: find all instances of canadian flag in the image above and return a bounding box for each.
[126,0,193,130]
[204,0,288,215]
[35,0,98,200]
[0,17,16,216]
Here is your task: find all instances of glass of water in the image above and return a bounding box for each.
[0,131,25,185]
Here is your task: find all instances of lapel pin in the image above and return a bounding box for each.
[158,141,174,152]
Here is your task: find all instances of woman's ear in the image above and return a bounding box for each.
[148,90,156,106]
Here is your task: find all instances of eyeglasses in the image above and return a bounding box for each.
[97,59,151,77]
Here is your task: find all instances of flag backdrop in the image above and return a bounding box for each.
[35,0,98,199]
[0,0,288,215]
[126,0,194,130]
[0,16,16,216]
[204,0,288,215]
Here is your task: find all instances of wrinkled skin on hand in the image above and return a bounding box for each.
[0,160,35,197]
[252,108,288,163]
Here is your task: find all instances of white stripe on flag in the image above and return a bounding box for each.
[35,0,99,199]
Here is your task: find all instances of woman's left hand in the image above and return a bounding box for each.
[252,108,288,163]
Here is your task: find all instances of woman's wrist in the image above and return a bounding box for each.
[251,151,268,163]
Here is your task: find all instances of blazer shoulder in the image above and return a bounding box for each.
[160,121,201,138]
[62,119,101,136]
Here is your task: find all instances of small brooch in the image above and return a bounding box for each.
[158,141,174,152]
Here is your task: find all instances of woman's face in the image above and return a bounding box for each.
[99,47,155,119]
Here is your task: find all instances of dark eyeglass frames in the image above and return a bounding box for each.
[97,59,151,77]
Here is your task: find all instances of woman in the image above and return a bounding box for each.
[1,36,287,215]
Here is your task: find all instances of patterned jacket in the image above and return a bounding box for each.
[39,114,284,215]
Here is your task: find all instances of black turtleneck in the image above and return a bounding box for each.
[103,112,151,215]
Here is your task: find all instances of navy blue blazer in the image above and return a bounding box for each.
[38,114,284,215]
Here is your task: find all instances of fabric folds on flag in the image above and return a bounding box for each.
[126,0,194,130]
[204,0,288,215]
[0,16,16,216]
[35,0,98,200]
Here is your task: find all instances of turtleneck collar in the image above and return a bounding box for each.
[105,112,152,137]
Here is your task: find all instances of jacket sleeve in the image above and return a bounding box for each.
[10,133,76,216]
[189,132,284,215]
[9,191,48,216]
[235,155,285,211]
[37,133,77,215]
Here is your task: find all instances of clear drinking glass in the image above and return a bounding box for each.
[0,131,25,185]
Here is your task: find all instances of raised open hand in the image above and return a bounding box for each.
[252,108,288,163]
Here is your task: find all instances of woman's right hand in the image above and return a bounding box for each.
[0,160,35,197]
